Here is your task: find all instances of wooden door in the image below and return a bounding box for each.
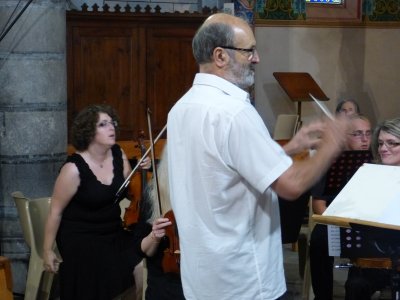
[145,26,199,136]
[67,12,208,142]
[68,25,143,140]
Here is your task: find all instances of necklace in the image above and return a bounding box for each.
[91,156,106,168]
[98,157,107,168]
[84,150,108,169]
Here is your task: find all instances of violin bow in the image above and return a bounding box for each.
[147,108,163,216]
[114,123,167,203]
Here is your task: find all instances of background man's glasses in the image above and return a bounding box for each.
[219,46,257,60]
[378,140,400,149]
[348,131,371,139]
[97,120,118,128]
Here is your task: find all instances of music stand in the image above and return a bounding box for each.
[349,223,400,300]
[273,72,329,121]
[323,150,372,197]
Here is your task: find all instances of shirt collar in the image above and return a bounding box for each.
[193,73,250,104]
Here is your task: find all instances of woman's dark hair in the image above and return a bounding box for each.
[335,99,361,114]
[371,117,400,164]
[71,104,119,151]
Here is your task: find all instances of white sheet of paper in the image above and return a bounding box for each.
[327,225,341,256]
[323,163,400,226]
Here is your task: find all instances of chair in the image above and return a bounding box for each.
[273,114,300,141]
[12,191,57,300]
[0,256,13,300]
[301,198,317,300]
[119,198,146,300]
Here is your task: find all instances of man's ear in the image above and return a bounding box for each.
[213,47,229,68]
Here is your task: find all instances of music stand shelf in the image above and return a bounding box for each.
[312,215,400,300]
[313,215,400,232]
[273,72,329,121]
[349,223,400,300]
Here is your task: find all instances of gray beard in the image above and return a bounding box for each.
[225,69,254,90]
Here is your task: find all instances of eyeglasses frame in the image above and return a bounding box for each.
[378,140,400,149]
[348,131,372,139]
[219,46,257,60]
[97,120,118,128]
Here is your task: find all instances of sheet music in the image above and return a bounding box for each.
[309,93,334,120]
[327,225,341,256]
[323,163,400,227]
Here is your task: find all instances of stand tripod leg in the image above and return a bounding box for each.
[391,253,400,300]
[391,271,400,300]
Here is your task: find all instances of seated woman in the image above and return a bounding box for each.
[134,145,185,300]
[344,117,400,300]
[43,104,151,300]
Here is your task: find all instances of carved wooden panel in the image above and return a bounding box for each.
[67,11,208,141]
[146,26,199,135]
[68,26,142,140]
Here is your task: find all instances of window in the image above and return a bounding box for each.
[306,0,362,22]
[306,0,343,4]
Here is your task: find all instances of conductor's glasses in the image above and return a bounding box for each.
[219,46,257,60]
[348,131,371,139]
[378,140,400,149]
[97,120,118,128]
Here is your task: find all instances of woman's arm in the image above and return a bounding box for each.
[43,162,80,273]
[141,218,172,257]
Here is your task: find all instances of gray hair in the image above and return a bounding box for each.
[145,144,171,222]
[371,117,400,163]
[335,99,361,114]
[192,22,235,64]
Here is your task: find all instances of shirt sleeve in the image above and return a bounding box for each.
[225,106,292,194]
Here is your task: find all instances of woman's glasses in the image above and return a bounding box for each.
[378,140,400,149]
[348,131,371,139]
[97,120,118,128]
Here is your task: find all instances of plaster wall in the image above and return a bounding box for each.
[254,26,400,132]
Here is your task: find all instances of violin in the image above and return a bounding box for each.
[145,110,181,275]
[161,210,181,274]
[123,130,148,229]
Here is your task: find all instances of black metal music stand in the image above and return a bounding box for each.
[349,223,400,300]
[323,150,372,197]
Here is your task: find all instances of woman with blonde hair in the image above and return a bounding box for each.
[345,117,400,300]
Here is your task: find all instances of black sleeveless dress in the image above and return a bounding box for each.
[56,144,141,300]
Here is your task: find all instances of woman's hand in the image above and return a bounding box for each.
[140,156,152,170]
[43,249,63,273]
[142,217,172,256]
[150,218,173,242]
